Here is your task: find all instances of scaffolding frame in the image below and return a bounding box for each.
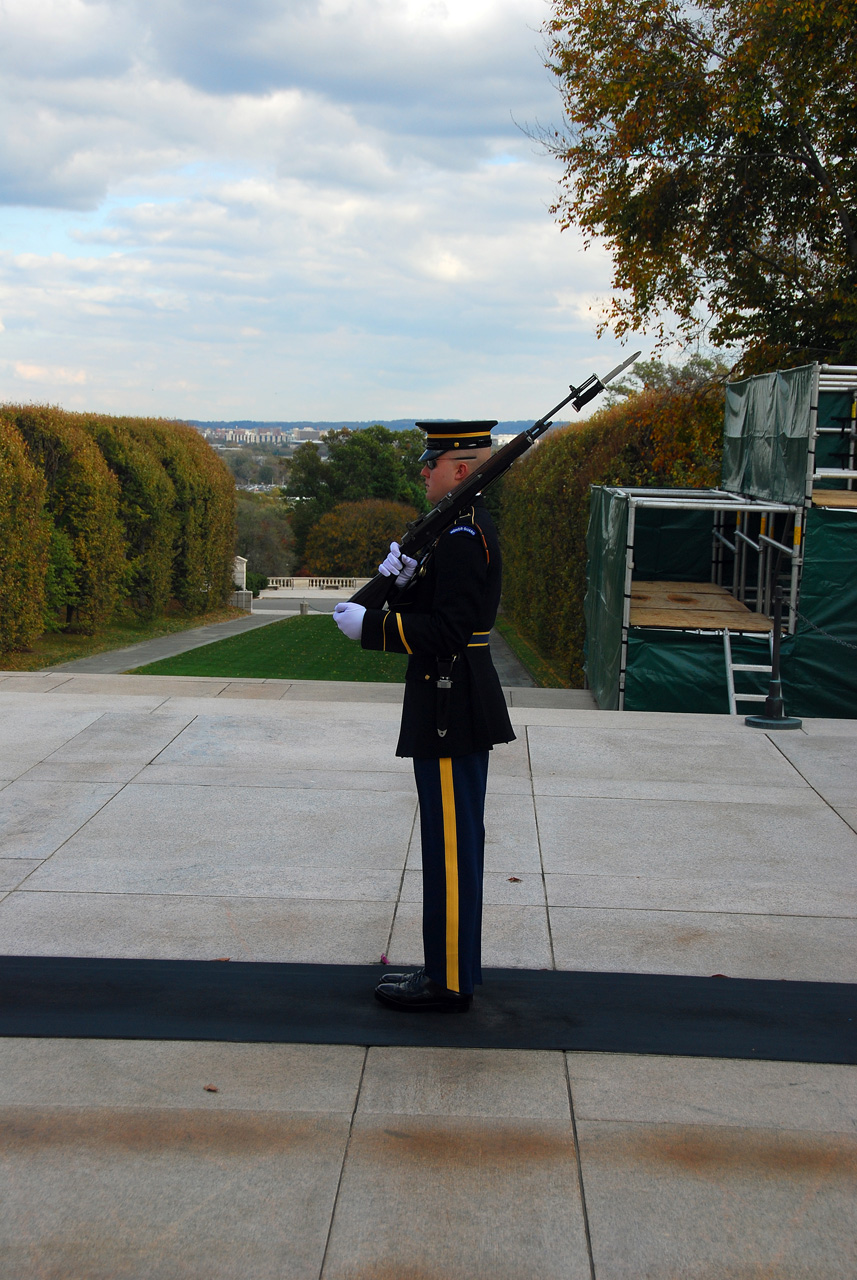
[610,489,800,710]
[587,363,857,711]
[816,366,857,494]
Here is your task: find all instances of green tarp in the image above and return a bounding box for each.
[815,390,856,487]
[722,365,815,504]
[584,491,724,708]
[583,487,627,710]
[585,481,857,717]
[633,506,714,581]
[781,506,857,717]
[624,630,770,714]
[622,507,857,717]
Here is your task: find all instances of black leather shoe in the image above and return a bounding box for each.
[374,967,472,1012]
[377,969,410,984]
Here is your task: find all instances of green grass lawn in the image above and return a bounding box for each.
[128,614,409,682]
[0,605,245,672]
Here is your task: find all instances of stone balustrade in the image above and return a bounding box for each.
[266,576,370,590]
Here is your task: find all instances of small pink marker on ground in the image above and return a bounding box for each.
[380,954,389,965]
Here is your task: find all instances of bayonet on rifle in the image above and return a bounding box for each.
[349,351,641,609]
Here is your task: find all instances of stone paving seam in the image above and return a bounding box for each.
[12,708,112,776]
[9,888,405,903]
[5,782,129,895]
[564,1052,598,1280]
[142,713,201,768]
[381,803,419,965]
[766,731,856,828]
[318,1046,369,1280]
[5,731,156,892]
[528,724,558,972]
[546,902,857,920]
[141,697,172,713]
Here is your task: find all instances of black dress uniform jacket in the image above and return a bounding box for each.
[361,498,516,758]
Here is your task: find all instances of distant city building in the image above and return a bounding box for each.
[189,420,543,448]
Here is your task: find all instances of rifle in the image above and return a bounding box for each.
[349,350,641,609]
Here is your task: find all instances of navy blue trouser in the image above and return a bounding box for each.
[412,751,490,995]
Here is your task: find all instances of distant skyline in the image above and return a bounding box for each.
[0,0,650,420]
[189,419,539,431]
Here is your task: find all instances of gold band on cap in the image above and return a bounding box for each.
[417,420,497,459]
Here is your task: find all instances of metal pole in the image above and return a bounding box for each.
[618,500,636,712]
[805,364,819,505]
[789,509,803,634]
[744,585,802,729]
[738,512,747,603]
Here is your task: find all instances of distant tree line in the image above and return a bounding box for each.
[0,405,235,653]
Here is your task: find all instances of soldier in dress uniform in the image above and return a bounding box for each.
[333,421,515,1011]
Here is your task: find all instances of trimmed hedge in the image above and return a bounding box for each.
[81,418,179,619]
[124,420,236,614]
[0,417,51,651]
[499,384,724,685]
[0,405,236,651]
[9,406,128,635]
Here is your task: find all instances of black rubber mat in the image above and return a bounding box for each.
[2,957,855,1063]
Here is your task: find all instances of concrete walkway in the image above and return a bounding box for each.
[0,671,854,1277]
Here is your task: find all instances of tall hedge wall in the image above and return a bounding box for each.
[0,418,51,650]
[10,406,128,635]
[0,405,236,652]
[499,384,724,685]
[81,418,179,619]
[124,420,236,614]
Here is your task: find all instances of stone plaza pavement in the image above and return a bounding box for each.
[0,670,855,1278]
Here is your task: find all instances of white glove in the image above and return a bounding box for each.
[378,541,418,588]
[333,601,366,641]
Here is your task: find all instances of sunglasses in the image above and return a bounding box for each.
[424,452,476,470]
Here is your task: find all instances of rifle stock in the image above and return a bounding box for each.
[349,352,640,608]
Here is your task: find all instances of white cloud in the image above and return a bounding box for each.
[0,0,648,417]
[15,361,86,384]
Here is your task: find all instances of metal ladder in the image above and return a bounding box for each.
[723,629,773,715]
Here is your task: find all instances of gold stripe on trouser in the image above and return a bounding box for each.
[438,757,460,992]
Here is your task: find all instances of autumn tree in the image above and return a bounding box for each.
[545,0,857,370]
[235,494,294,578]
[286,425,426,563]
[304,500,420,578]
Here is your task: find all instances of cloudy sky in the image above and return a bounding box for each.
[0,0,645,421]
